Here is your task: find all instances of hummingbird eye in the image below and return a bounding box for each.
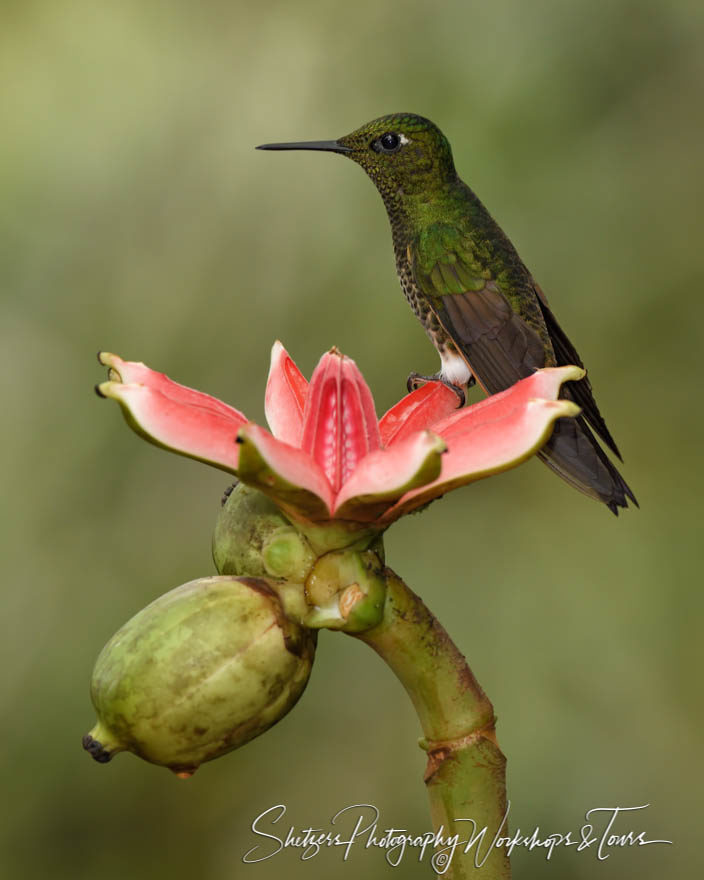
[374,132,402,153]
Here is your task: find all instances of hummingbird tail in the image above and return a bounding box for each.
[538,416,638,515]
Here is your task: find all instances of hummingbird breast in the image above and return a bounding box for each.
[393,240,456,359]
[384,186,465,365]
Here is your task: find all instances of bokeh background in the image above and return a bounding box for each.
[2,0,702,877]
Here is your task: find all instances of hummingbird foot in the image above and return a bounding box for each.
[406,371,467,407]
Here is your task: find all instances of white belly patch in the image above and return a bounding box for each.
[440,351,473,387]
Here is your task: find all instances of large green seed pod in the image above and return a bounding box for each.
[83,575,315,776]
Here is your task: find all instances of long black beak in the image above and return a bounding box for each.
[256,140,351,154]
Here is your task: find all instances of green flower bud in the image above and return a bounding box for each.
[304,549,387,633]
[213,483,315,582]
[83,576,315,776]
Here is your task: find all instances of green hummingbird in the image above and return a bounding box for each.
[257,113,636,514]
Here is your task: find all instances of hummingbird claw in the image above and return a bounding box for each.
[406,371,424,394]
[447,383,465,408]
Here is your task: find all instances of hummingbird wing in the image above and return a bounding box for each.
[411,224,636,512]
[532,286,622,460]
[412,223,551,387]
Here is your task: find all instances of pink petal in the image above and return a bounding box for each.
[236,423,333,520]
[382,368,583,520]
[98,352,248,424]
[333,430,446,521]
[264,341,308,445]
[378,381,461,446]
[97,381,243,474]
[431,366,586,440]
[429,399,580,492]
[300,349,381,493]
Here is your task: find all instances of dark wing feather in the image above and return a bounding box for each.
[534,294,622,460]
[537,418,637,512]
[436,283,547,391]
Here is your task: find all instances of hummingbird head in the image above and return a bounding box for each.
[257,114,457,202]
[337,114,457,197]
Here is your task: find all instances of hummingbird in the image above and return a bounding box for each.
[257,114,637,514]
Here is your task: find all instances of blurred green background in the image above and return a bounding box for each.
[2,0,702,877]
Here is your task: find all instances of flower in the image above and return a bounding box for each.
[97,343,581,528]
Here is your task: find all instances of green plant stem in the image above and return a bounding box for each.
[353,567,510,879]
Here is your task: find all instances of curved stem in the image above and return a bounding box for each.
[353,567,511,879]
